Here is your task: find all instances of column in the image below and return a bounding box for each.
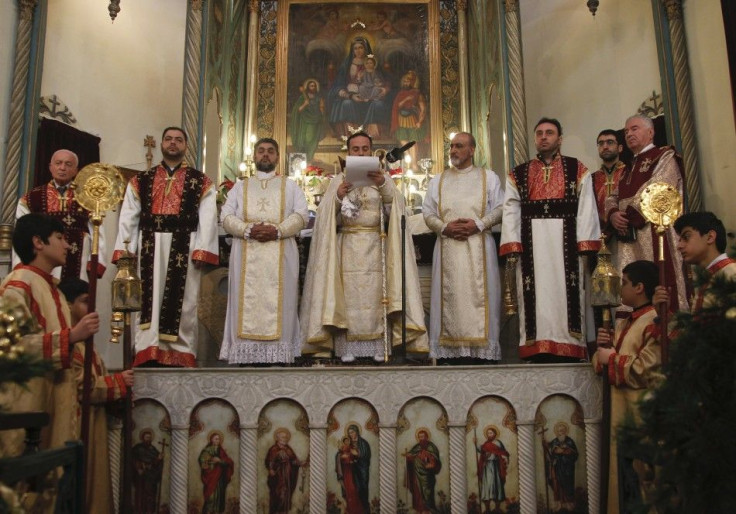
[1,0,39,226]
[309,425,327,513]
[239,425,258,513]
[182,0,204,166]
[503,0,529,166]
[379,423,397,513]
[169,426,189,513]
[585,418,602,514]
[456,0,470,132]
[661,0,702,211]
[243,0,260,143]
[517,420,537,514]
[448,423,467,514]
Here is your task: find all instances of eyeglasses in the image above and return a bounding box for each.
[597,139,619,147]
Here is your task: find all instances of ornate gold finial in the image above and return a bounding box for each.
[504,0,519,13]
[661,0,682,21]
[19,0,38,21]
[591,237,621,328]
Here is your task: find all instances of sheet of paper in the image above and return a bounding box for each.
[345,156,380,187]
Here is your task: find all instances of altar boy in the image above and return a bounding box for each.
[592,259,662,513]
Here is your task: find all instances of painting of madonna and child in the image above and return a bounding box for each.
[286,3,436,172]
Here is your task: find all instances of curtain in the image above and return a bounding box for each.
[33,118,101,187]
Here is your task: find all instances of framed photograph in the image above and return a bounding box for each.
[272,1,443,175]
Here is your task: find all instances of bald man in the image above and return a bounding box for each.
[14,149,107,280]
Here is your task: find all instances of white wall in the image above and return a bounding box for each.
[42,0,186,169]
[40,0,188,367]
[520,0,661,170]
[0,2,19,174]
[684,0,736,228]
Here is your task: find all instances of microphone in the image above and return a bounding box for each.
[385,141,416,163]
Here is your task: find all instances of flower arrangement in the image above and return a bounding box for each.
[216,178,235,205]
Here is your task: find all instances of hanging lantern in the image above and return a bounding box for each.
[108,1,121,22]
[591,237,621,328]
[112,241,142,313]
[587,0,600,16]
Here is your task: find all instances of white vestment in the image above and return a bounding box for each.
[423,166,504,360]
[500,156,601,360]
[219,172,308,364]
[113,166,219,367]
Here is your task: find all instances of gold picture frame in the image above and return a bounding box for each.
[269,0,445,175]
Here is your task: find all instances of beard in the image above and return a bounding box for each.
[256,160,277,172]
[162,147,185,161]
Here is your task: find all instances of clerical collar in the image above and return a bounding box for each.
[601,161,621,174]
[162,161,183,175]
[454,164,474,173]
[256,170,277,179]
[536,152,559,165]
[634,143,655,157]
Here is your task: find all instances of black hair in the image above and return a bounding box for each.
[534,117,563,136]
[13,213,66,264]
[622,260,659,300]
[254,137,280,155]
[674,211,727,253]
[161,126,188,143]
[597,129,621,145]
[58,277,89,303]
[346,131,373,150]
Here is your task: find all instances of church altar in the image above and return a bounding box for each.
[131,364,603,514]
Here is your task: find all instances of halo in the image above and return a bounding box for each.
[344,422,362,438]
[415,427,431,441]
[139,428,154,441]
[553,421,569,434]
[207,429,224,444]
[274,427,292,442]
[483,424,500,438]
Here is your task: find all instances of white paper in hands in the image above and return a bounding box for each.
[345,156,381,187]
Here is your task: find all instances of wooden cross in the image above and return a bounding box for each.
[144,135,156,170]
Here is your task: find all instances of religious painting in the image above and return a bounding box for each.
[534,395,588,514]
[257,399,311,513]
[132,399,172,514]
[187,399,240,513]
[272,1,444,177]
[326,398,380,513]
[465,396,520,514]
[396,397,451,513]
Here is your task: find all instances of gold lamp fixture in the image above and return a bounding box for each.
[591,236,621,329]
[112,240,142,314]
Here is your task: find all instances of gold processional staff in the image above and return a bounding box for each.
[73,163,126,513]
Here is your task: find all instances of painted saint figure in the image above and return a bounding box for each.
[335,424,372,513]
[543,422,578,512]
[132,429,164,514]
[474,426,509,513]
[199,431,234,514]
[265,428,307,514]
[290,78,325,162]
[404,428,442,514]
